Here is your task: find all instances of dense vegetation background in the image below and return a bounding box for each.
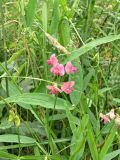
[0,0,120,159]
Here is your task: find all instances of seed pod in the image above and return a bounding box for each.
[8,110,15,122]
[15,115,20,127]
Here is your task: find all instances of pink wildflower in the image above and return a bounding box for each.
[47,54,58,66]
[65,62,77,74]
[100,113,110,124]
[50,63,65,76]
[106,109,115,120]
[47,84,62,95]
[61,81,75,94]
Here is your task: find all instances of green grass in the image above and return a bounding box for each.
[0,0,120,159]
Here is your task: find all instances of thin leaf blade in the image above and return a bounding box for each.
[64,34,120,63]
[0,93,73,110]
[25,0,37,27]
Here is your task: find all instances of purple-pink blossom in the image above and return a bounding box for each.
[47,85,62,95]
[47,54,58,66]
[100,109,116,124]
[65,62,77,74]
[61,81,74,94]
[100,113,110,124]
[47,54,78,95]
[50,63,65,76]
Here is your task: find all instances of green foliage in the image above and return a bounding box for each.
[87,122,99,160]
[0,134,36,144]
[63,34,120,63]
[59,19,70,46]
[0,150,17,160]
[103,149,120,160]
[50,0,60,36]
[0,93,73,110]
[25,0,37,27]
[99,125,116,160]
[69,61,83,106]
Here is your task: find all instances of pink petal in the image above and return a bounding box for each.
[47,85,61,95]
[65,62,77,74]
[47,54,58,66]
[65,62,72,74]
[59,64,65,76]
[61,81,75,94]
[71,67,77,73]
[100,113,110,124]
[50,63,65,76]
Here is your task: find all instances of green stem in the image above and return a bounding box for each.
[0,1,9,97]
[50,95,58,129]
[17,127,21,157]
[84,0,95,40]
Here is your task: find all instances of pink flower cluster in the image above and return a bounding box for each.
[100,109,116,124]
[47,54,77,95]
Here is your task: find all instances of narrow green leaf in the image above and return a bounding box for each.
[0,134,36,144]
[65,104,76,134]
[20,155,64,160]
[83,68,95,90]
[0,150,17,160]
[0,93,73,110]
[87,122,98,160]
[69,61,83,106]
[50,0,59,35]
[19,0,25,16]
[49,113,67,121]
[99,125,116,160]
[25,0,37,27]
[63,34,120,63]
[70,135,85,160]
[98,87,112,94]
[42,1,47,32]
[2,79,20,96]
[60,19,70,46]
[100,121,114,135]
[7,49,24,65]
[69,0,80,18]
[1,79,32,110]
[70,115,89,160]
[113,98,120,103]
[103,149,120,160]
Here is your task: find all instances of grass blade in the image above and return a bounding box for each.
[50,0,59,35]
[0,150,17,160]
[60,19,70,47]
[103,149,120,160]
[63,34,120,63]
[87,122,98,160]
[25,0,37,27]
[99,125,116,160]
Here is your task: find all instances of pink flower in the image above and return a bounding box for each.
[100,113,110,124]
[61,81,75,94]
[106,109,115,120]
[47,54,58,66]
[47,84,62,95]
[65,62,77,74]
[50,63,65,76]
